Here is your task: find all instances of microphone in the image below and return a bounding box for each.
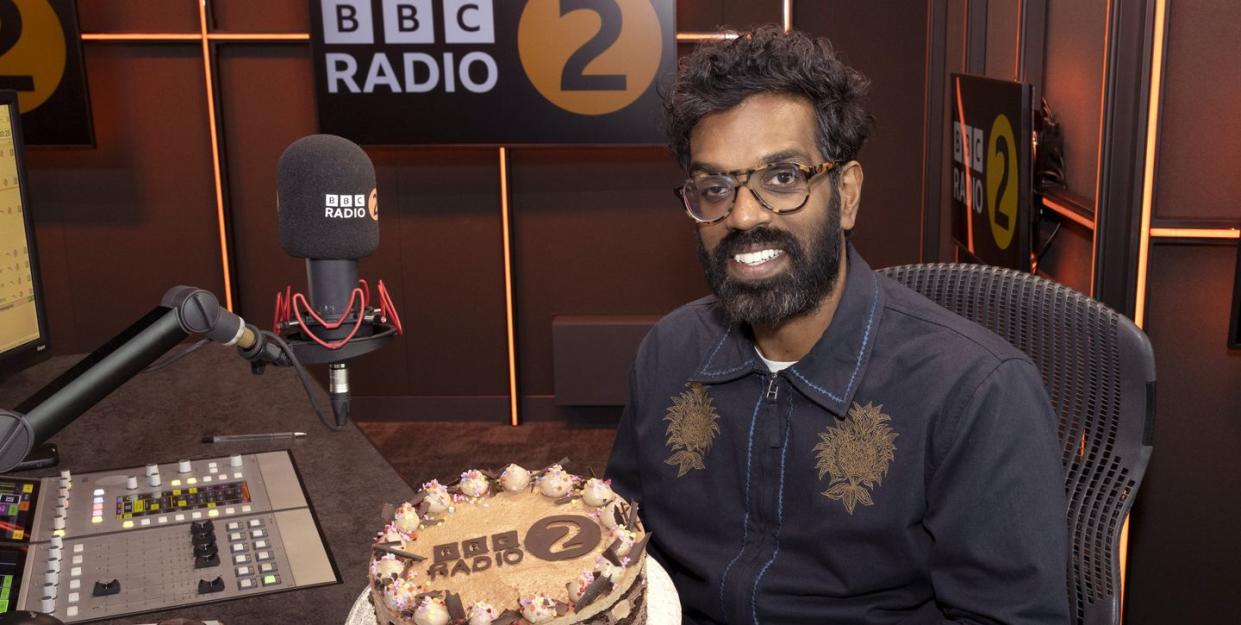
[276,134,386,427]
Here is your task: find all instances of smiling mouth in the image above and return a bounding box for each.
[732,248,785,266]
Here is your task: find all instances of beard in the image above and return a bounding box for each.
[697,193,844,327]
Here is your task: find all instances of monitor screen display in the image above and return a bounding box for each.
[0,95,47,369]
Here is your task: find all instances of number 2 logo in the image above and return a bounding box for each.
[518,0,663,116]
[0,0,67,113]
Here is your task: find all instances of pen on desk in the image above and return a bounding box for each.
[202,432,307,444]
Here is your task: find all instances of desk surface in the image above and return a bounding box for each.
[0,345,414,625]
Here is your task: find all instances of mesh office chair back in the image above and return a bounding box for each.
[877,263,1155,625]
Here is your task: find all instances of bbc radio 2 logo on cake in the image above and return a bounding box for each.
[321,0,499,94]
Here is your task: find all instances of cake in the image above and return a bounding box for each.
[368,463,651,625]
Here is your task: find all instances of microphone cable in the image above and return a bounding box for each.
[259,329,346,432]
[142,338,210,373]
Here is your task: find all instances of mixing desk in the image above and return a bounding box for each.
[0,451,337,622]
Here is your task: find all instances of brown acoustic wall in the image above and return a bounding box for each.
[26,44,224,355]
[1125,0,1241,620]
[22,1,933,422]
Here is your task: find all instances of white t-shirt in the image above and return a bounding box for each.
[755,346,797,372]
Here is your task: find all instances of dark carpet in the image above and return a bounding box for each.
[356,420,620,487]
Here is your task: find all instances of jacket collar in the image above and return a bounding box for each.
[689,243,885,418]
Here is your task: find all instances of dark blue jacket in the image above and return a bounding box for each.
[606,245,1069,624]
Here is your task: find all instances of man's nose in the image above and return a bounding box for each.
[724,186,772,231]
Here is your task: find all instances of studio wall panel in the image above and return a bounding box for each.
[76,0,199,34]
[1152,1,1241,225]
[985,0,1021,81]
[24,45,222,354]
[509,148,703,397]
[211,0,311,33]
[1127,242,1241,625]
[1041,0,1109,208]
[1033,218,1093,295]
[796,1,928,268]
[677,0,784,32]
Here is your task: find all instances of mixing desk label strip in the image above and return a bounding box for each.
[0,451,338,622]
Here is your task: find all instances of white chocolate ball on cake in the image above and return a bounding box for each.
[393,502,421,534]
[499,464,530,492]
[539,465,573,498]
[376,522,411,545]
[459,469,491,498]
[421,480,452,515]
[383,578,421,612]
[580,478,614,507]
[414,596,450,625]
[600,500,626,530]
[370,553,404,581]
[608,526,636,557]
[519,592,558,624]
[568,569,596,602]
[594,556,624,584]
[467,601,498,625]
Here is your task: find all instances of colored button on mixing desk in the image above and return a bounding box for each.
[261,574,280,587]
[237,577,256,591]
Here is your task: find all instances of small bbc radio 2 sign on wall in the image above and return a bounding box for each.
[309,0,676,145]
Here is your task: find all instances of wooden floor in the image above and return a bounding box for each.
[356,420,620,487]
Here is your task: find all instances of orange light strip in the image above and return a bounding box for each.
[498,147,520,427]
[954,76,975,254]
[1014,0,1023,80]
[198,0,233,311]
[1149,227,1239,239]
[1125,1,1169,616]
[208,33,310,41]
[81,33,201,41]
[1041,197,1097,230]
[1134,0,1168,329]
[782,0,793,32]
[676,32,740,42]
[1088,0,1114,298]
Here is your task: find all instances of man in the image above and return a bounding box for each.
[605,26,1069,624]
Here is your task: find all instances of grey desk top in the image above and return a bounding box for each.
[0,345,415,625]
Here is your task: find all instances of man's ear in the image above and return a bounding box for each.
[837,161,864,231]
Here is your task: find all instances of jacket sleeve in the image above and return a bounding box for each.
[925,358,1070,625]
[605,365,644,507]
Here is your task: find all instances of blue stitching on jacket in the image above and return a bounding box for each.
[718,386,766,615]
[788,280,880,403]
[699,327,732,375]
[750,401,792,625]
[701,360,755,377]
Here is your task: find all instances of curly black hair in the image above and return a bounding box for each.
[664,25,874,172]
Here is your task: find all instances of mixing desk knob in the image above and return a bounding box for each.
[47,559,61,573]
[57,486,69,499]
[52,515,65,531]
[44,570,58,586]
[54,503,66,518]
[149,473,162,487]
[48,545,62,560]
[193,543,218,558]
[59,470,71,488]
[178,459,193,474]
[126,475,138,490]
[229,454,243,468]
[50,536,63,549]
[145,463,159,476]
[41,596,55,613]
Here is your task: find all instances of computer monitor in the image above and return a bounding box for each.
[0,90,49,378]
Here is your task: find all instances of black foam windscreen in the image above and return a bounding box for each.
[277,134,379,259]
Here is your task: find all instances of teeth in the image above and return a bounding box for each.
[734,249,783,266]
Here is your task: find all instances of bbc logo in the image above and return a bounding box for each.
[321,0,495,45]
[325,193,367,207]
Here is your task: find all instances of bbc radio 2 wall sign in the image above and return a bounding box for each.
[0,0,92,146]
[309,0,675,145]
[949,73,1034,271]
